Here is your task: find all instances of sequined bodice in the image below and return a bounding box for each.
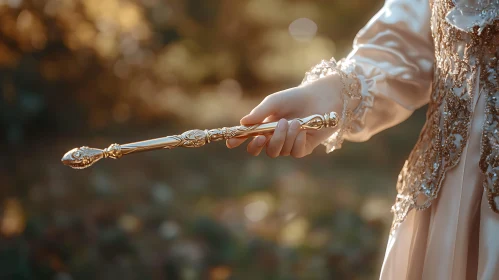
[391,0,499,232]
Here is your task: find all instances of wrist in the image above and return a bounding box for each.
[300,58,364,152]
[300,62,361,117]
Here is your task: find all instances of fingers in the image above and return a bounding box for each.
[232,119,308,159]
[265,119,288,158]
[246,135,268,156]
[290,130,307,158]
[226,115,280,149]
[240,94,283,125]
[280,120,301,156]
[227,114,309,159]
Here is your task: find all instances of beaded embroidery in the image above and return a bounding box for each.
[391,0,499,233]
[478,30,499,213]
[446,0,499,34]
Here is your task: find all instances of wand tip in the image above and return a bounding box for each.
[61,146,104,169]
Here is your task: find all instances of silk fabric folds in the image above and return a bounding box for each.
[319,0,499,279]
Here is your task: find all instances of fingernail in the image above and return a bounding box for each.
[290,120,300,130]
[240,115,252,125]
[277,119,287,130]
[256,136,266,147]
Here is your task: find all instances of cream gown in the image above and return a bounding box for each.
[306,0,499,279]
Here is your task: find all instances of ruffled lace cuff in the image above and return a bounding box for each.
[446,0,499,35]
[301,58,373,153]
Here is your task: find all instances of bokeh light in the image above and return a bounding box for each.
[288,18,318,42]
[244,200,269,222]
[1,198,25,237]
[279,217,309,247]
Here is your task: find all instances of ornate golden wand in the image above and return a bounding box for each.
[61,112,338,169]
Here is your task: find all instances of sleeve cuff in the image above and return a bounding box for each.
[317,58,374,153]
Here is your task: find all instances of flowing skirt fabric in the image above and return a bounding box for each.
[379,89,499,280]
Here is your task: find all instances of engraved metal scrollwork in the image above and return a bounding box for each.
[62,146,106,169]
[61,111,338,169]
[172,130,208,148]
[104,143,123,159]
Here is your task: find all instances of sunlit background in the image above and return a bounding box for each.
[0,0,428,279]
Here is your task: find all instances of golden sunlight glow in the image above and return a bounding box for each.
[1,198,25,237]
[209,266,231,280]
[118,214,141,233]
[279,217,309,247]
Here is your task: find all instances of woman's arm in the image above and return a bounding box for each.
[330,0,434,149]
[227,0,434,157]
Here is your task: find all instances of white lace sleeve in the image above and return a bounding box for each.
[303,0,435,153]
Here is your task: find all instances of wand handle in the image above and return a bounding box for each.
[62,112,338,169]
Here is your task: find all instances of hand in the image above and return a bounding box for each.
[226,74,345,158]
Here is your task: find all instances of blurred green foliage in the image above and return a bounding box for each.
[0,0,428,279]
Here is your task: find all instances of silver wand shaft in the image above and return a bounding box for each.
[61,112,338,169]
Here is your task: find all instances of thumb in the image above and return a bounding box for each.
[240,94,282,125]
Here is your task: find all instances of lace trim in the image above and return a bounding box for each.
[301,58,370,153]
[445,0,499,34]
